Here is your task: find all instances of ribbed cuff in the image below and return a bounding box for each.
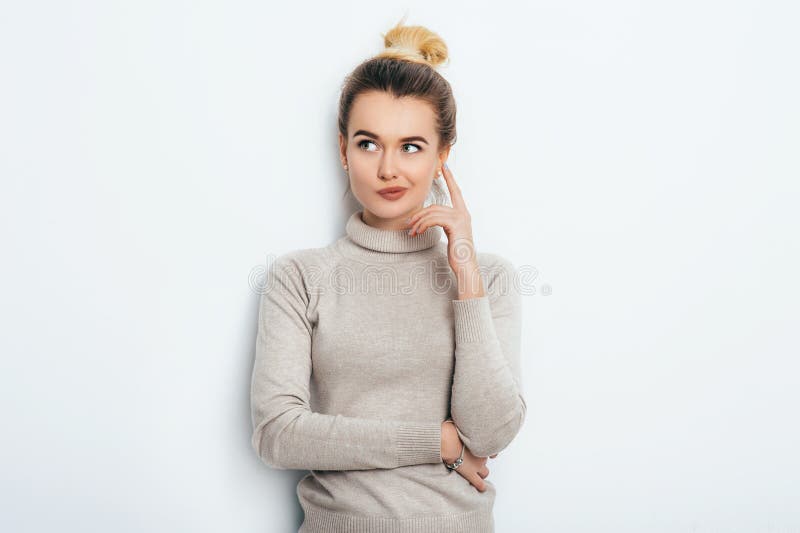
[451,296,497,343]
[395,421,443,466]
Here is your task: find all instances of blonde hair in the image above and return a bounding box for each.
[338,15,457,207]
[376,15,450,69]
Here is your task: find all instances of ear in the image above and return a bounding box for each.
[338,132,347,164]
[438,144,452,171]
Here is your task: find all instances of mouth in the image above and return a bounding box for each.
[377,187,408,201]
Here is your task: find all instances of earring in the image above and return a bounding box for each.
[344,163,349,170]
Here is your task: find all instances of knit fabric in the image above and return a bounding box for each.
[250,208,526,532]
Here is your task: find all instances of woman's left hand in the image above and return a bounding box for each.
[405,163,477,275]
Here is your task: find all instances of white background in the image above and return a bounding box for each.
[1,1,798,532]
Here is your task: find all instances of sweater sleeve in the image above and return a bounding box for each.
[250,254,443,471]
[449,255,527,458]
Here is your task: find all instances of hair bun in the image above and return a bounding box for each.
[377,16,449,69]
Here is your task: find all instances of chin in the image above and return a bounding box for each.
[364,199,416,219]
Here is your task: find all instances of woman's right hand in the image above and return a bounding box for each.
[440,421,497,492]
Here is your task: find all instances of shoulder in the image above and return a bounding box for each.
[477,251,517,281]
[264,246,337,300]
[268,246,335,277]
[476,251,520,301]
[477,250,516,270]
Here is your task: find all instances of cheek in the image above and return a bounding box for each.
[348,154,435,185]
[348,172,374,195]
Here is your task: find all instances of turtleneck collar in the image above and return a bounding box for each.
[340,209,444,260]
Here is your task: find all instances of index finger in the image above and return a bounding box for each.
[440,163,467,210]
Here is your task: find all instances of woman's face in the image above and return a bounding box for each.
[339,90,450,230]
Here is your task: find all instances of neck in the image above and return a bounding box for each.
[338,209,443,261]
[361,208,418,231]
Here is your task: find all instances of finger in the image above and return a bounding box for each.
[469,473,486,492]
[404,206,434,229]
[477,465,490,478]
[440,163,467,211]
[406,205,446,229]
[409,210,443,235]
[409,212,449,237]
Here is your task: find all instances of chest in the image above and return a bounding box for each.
[310,281,457,393]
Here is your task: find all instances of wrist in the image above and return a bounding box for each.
[440,420,462,463]
[454,260,485,299]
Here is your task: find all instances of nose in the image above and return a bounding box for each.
[377,153,399,181]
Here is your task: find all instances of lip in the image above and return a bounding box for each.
[377,186,408,201]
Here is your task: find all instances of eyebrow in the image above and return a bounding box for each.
[352,129,429,145]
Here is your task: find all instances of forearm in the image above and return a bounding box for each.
[440,420,463,463]
[251,407,443,471]
[449,258,526,457]
[455,260,485,300]
[252,327,444,471]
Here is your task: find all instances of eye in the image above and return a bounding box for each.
[356,140,422,154]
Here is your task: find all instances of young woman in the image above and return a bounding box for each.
[250,18,526,533]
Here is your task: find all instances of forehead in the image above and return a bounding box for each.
[349,91,437,139]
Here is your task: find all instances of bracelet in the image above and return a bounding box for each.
[441,420,465,471]
[443,442,465,471]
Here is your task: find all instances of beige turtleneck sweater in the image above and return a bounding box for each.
[250,209,526,532]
